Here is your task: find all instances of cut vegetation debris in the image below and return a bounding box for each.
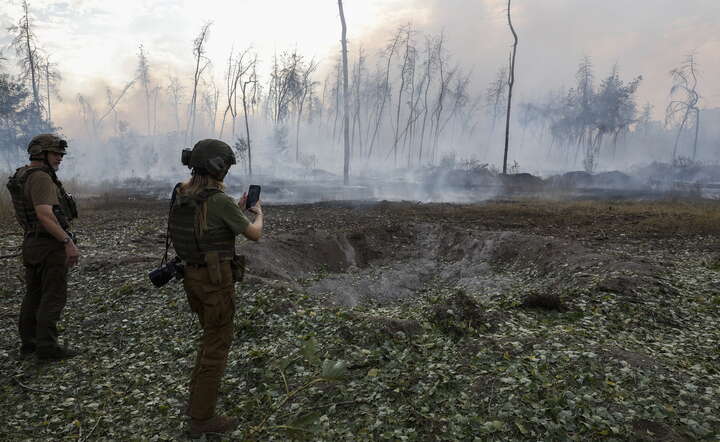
[1,197,719,440]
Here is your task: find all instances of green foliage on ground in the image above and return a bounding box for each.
[1,198,719,440]
[1,260,718,440]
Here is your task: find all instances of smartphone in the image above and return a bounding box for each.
[245,185,261,210]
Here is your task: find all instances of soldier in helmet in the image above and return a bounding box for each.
[6,134,80,361]
[168,139,263,436]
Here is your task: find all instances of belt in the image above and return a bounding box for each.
[185,260,232,268]
[24,231,75,242]
[25,231,57,240]
[185,262,207,268]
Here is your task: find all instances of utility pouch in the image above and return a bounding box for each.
[66,193,79,219]
[231,254,245,282]
[205,251,222,285]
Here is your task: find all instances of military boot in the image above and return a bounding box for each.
[37,345,79,361]
[188,415,239,438]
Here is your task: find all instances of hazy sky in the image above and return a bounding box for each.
[2,0,719,124]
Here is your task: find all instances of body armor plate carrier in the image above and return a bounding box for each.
[6,166,77,233]
[168,186,236,265]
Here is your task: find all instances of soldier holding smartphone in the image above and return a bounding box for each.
[168,139,262,437]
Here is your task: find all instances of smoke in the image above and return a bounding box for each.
[2,0,720,202]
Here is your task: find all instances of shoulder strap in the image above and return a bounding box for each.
[17,166,49,183]
[161,183,184,266]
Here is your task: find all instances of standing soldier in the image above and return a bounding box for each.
[6,134,80,361]
[168,139,263,437]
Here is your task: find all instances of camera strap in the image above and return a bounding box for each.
[160,183,182,266]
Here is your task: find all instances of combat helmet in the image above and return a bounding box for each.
[27,134,68,160]
[181,139,236,180]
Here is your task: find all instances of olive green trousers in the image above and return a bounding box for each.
[19,236,68,351]
[184,262,235,421]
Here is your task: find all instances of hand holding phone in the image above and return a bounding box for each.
[245,185,261,211]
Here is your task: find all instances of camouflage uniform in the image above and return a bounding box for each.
[6,134,77,355]
[169,140,249,422]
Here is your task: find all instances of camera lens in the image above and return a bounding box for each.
[149,266,173,287]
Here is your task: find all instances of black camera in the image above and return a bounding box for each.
[148,256,185,288]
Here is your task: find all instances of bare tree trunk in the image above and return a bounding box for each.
[136,45,154,136]
[332,61,341,143]
[338,0,351,185]
[418,37,434,164]
[320,74,330,132]
[45,61,51,122]
[242,80,254,176]
[186,23,211,144]
[105,88,116,135]
[22,2,41,117]
[219,49,236,139]
[672,110,690,160]
[392,27,412,167]
[350,48,365,159]
[368,32,401,159]
[152,86,160,138]
[403,49,420,168]
[502,0,518,175]
[232,85,238,140]
[431,34,447,163]
[692,108,700,160]
[295,58,318,161]
[240,58,258,175]
[96,80,135,128]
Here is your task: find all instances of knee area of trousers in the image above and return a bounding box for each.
[35,309,62,322]
[197,354,228,370]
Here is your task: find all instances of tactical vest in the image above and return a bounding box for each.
[168,187,236,265]
[6,166,78,233]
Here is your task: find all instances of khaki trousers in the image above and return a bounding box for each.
[19,236,68,350]
[183,262,235,421]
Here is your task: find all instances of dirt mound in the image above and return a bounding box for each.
[239,222,415,282]
[500,173,545,192]
[478,231,595,274]
[634,161,720,190]
[549,171,593,188]
[420,167,499,189]
[430,290,492,337]
[592,171,640,188]
[238,222,673,307]
[548,170,643,190]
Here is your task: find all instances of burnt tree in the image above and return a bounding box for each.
[338,0,351,184]
[502,0,518,175]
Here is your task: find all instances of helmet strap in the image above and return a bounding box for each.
[43,151,52,169]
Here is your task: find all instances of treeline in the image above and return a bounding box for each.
[0,0,58,168]
[60,22,488,177]
[518,54,707,172]
[1,3,714,177]
[520,58,643,172]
